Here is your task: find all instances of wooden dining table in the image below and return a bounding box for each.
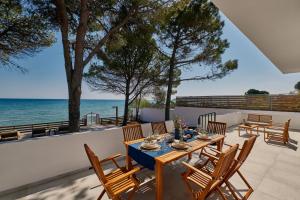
[124,134,225,200]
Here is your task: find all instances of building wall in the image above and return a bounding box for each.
[140,107,300,129]
[139,108,176,122]
[0,121,174,193]
[174,107,242,127]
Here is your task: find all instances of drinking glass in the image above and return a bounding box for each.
[159,135,166,150]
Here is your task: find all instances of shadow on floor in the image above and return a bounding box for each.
[265,140,298,151]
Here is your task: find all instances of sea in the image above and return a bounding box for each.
[0,99,124,126]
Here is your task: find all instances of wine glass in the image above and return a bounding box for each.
[159,135,166,150]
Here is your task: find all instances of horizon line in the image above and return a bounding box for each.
[0,98,125,100]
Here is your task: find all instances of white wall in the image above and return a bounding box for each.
[140,107,242,127]
[216,112,243,127]
[140,107,300,129]
[139,108,175,122]
[0,121,174,193]
[174,107,241,127]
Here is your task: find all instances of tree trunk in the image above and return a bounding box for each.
[165,32,180,121]
[55,0,87,132]
[123,83,130,126]
[165,64,174,120]
[135,94,141,121]
[68,73,83,132]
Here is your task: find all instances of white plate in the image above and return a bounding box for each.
[140,142,160,150]
[196,135,210,140]
[171,142,189,150]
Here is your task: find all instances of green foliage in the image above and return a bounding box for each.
[84,20,162,103]
[0,0,55,70]
[84,18,165,124]
[245,89,269,95]
[294,82,300,91]
[156,0,238,120]
[170,99,176,107]
[153,87,166,105]
[131,98,151,109]
[30,0,166,128]
[158,0,238,82]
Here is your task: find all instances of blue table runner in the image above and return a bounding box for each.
[128,136,196,170]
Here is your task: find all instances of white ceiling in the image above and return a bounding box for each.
[212,0,300,74]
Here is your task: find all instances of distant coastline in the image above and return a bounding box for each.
[0,99,125,126]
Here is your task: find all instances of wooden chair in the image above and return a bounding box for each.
[224,135,256,200]
[207,121,227,136]
[264,119,290,144]
[151,122,167,135]
[182,144,239,200]
[247,114,260,124]
[84,144,140,200]
[206,121,227,151]
[259,115,272,126]
[198,136,257,200]
[122,124,144,142]
[246,114,272,127]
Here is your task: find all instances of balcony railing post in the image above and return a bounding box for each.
[269,95,273,111]
[96,114,100,124]
[112,106,119,126]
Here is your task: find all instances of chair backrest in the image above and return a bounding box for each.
[122,124,144,142]
[207,121,227,136]
[259,115,272,124]
[151,122,167,135]
[84,144,107,185]
[225,136,257,180]
[212,144,239,180]
[247,114,259,122]
[237,135,257,164]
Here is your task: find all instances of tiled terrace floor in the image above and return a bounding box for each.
[1,127,299,200]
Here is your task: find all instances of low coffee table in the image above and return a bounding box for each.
[238,124,259,137]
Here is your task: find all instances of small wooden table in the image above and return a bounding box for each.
[124,134,225,200]
[238,124,259,136]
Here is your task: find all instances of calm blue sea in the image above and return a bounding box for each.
[0,99,124,126]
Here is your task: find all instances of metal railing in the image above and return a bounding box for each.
[82,112,100,126]
[198,112,216,129]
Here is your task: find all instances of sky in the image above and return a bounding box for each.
[0,14,299,100]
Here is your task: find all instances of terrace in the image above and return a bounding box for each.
[0,121,299,200]
[1,0,300,200]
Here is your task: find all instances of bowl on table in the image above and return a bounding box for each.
[140,142,160,150]
[171,141,189,150]
[196,134,210,140]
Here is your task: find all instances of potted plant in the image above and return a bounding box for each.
[174,117,183,140]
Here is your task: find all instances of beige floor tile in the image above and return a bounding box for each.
[250,190,281,200]
[257,178,300,200]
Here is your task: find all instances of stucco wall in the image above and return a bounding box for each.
[139,108,175,122]
[0,121,174,193]
[140,107,300,129]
